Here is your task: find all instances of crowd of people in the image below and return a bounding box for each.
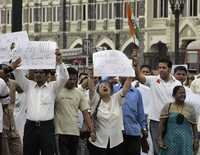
[0,48,199,155]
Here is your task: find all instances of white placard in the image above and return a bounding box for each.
[0,31,29,64]
[93,50,135,77]
[19,41,57,69]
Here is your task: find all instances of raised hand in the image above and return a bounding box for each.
[10,57,22,70]
[55,49,62,65]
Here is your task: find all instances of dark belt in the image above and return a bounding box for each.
[26,119,53,127]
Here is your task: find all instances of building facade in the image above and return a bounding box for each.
[145,0,200,71]
[0,0,199,71]
[0,0,145,66]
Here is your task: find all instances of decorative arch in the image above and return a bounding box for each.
[121,38,139,58]
[96,37,115,49]
[121,38,139,52]
[69,38,83,49]
[180,22,198,38]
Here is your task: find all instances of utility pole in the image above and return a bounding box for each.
[62,0,67,49]
[12,0,22,32]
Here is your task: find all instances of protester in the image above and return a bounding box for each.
[140,65,152,76]
[14,50,69,155]
[14,83,26,142]
[0,58,21,155]
[113,77,147,155]
[173,66,200,116]
[190,77,200,94]
[173,66,187,85]
[0,71,22,155]
[134,56,181,155]
[88,76,132,155]
[77,73,90,155]
[55,67,95,155]
[158,86,199,155]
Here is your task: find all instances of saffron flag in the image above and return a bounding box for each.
[127,1,141,46]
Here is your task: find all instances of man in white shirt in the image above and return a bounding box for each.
[0,78,10,155]
[14,50,69,155]
[134,57,181,155]
[0,58,21,155]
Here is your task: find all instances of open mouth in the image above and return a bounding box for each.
[103,87,108,92]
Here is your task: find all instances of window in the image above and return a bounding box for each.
[153,0,158,17]
[57,6,62,21]
[53,7,57,22]
[82,5,86,20]
[109,3,113,19]
[114,1,123,18]
[183,0,198,16]
[1,9,6,24]
[66,5,70,21]
[88,2,96,20]
[30,8,33,23]
[153,0,168,18]
[102,3,108,19]
[23,8,29,23]
[71,5,74,21]
[97,4,101,20]
[76,5,82,21]
[6,9,11,24]
[42,7,46,22]
[47,7,52,22]
[33,8,40,22]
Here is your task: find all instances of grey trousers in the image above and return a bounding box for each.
[149,120,159,155]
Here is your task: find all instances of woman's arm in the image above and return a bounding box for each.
[158,118,168,149]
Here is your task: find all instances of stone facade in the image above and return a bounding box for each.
[0,0,145,65]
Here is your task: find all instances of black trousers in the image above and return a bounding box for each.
[0,133,2,155]
[58,134,79,155]
[23,119,55,155]
[123,135,141,155]
[88,141,123,155]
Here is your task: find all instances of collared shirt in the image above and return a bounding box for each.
[113,84,146,136]
[132,81,153,115]
[14,63,69,121]
[89,90,124,149]
[184,86,200,131]
[145,75,181,121]
[190,78,200,94]
[0,78,9,132]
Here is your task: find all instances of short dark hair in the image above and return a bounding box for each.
[67,67,78,77]
[140,65,152,72]
[172,85,184,97]
[158,58,172,68]
[174,66,187,74]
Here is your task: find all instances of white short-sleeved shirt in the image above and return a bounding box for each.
[190,78,200,94]
[89,90,124,149]
[145,75,181,121]
[0,78,9,132]
[184,86,200,131]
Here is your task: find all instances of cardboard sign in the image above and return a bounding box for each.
[93,50,135,77]
[0,31,29,64]
[19,41,57,69]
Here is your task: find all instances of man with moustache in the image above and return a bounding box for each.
[55,67,95,155]
[14,50,68,155]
